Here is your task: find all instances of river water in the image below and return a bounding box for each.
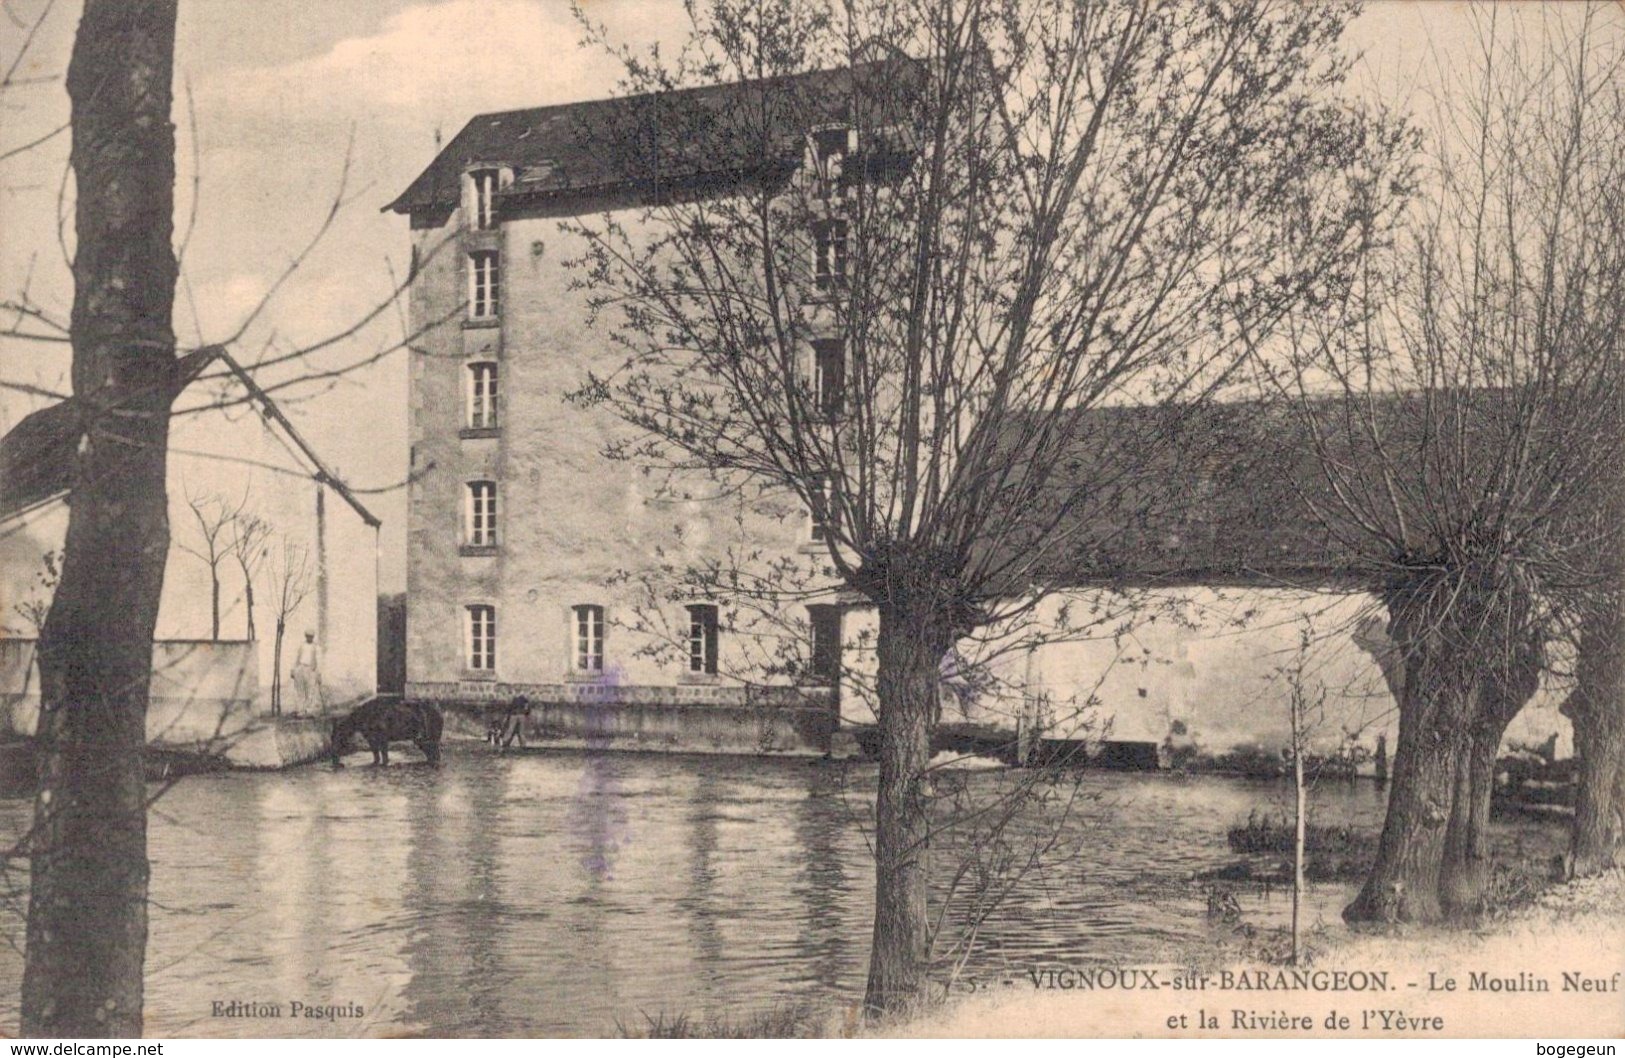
[0,747,1559,1037]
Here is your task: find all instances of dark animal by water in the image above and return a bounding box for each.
[331,699,443,766]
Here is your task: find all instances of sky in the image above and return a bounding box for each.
[0,0,1607,599]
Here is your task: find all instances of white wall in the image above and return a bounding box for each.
[835,587,1572,759]
[1,405,377,712]
[2,637,259,747]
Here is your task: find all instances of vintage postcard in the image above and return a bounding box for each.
[0,0,1621,1042]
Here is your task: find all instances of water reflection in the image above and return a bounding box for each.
[791,767,861,1003]
[399,762,507,1033]
[678,768,726,1009]
[0,749,1557,1038]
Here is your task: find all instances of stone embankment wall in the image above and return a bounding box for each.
[1,637,259,749]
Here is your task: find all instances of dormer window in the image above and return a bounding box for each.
[809,126,854,199]
[469,168,500,230]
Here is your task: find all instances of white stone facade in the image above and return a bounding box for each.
[396,96,1570,763]
[404,187,839,715]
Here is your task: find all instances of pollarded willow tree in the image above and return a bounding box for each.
[1551,127,1625,878]
[1537,11,1625,889]
[567,0,1410,1015]
[1260,4,1625,923]
[1558,477,1625,878]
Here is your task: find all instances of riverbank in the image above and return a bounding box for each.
[2,753,1594,1037]
[623,869,1624,1038]
[0,715,332,794]
[890,868,1625,1039]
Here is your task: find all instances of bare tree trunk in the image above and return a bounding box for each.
[210,574,220,641]
[1440,636,1541,919]
[1570,706,1624,876]
[1567,599,1625,876]
[1438,723,1501,919]
[272,619,285,717]
[863,604,940,1019]
[1289,691,1305,965]
[1573,735,1625,876]
[1345,632,1473,924]
[20,0,179,1038]
[243,577,256,642]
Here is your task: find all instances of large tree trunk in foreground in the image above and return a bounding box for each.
[863,605,942,1018]
[1439,631,1542,920]
[1344,682,1466,923]
[1346,604,1476,924]
[20,0,179,1038]
[1438,723,1503,920]
[1567,599,1625,877]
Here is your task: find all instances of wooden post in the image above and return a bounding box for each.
[316,482,328,659]
[1290,684,1306,966]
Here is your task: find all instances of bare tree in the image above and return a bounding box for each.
[266,538,314,717]
[1555,386,1625,877]
[227,506,272,642]
[1285,669,1313,966]
[604,541,1128,996]
[20,0,179,1036]
[0,0,64,172]
[3,0,441,1033]
[567,0,1409,1015]
[1562,589,1624,876]
[1258,4,1625,923]
[175,489,244,640]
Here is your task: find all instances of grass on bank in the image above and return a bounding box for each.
[614,1003,834,1038]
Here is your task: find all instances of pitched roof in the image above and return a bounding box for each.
[0,348,220,524]
[1046,402,1349,583]
[0,349,381,528]
[972,400,1352,591]
[385,58,920,216]
[979,386,1592,592]
[0,399,78,521]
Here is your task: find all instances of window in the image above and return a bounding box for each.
[807,605,841,685]
[467,362,499,429]
[573,604,605,672]
[469,168,500,230]
[466,605,496,671]
[808,477,837,543]
[809,126,853,198]
[813,220,847,291]
[812,339,846,419]
[687,604,719,676]
[465,480,497,547]
[468,251,500,318]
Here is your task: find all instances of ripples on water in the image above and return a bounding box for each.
[0,747,1546,1037]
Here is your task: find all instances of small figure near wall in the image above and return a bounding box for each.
[486,694,531,750]
[291,630,325,714]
